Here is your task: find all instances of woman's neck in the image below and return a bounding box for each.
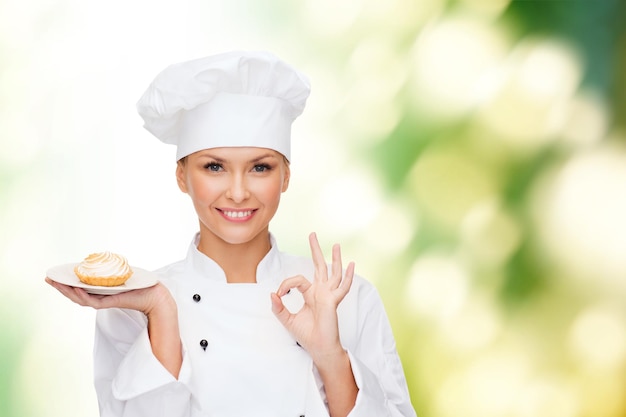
[196,230,271,283]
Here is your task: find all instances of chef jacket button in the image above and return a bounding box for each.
[193,294,201,302]
[200,339,208,351]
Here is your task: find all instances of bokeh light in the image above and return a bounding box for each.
[2,0,625,416]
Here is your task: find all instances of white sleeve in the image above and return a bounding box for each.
[343,285,418,417]
[93,308,198,417]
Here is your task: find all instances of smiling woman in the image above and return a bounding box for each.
[176,147,290,258]
[45,51,417,417]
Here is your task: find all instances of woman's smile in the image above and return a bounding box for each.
[218,208,256,221]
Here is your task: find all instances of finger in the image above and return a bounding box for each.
[63,285,100,307]
[330,243,343,285]
[46,276,64,290]
[46,278,82,301]
[270,292,293,327]
[336,261,356,300]
[71,286,107,308]
[276,275,312,296]
[47,278,106,307]
[308,232,328,281]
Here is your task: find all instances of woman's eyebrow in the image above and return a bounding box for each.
[249,153,278,163]
[196,153,226,163]
[195,152,278,163]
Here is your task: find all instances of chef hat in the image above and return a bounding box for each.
[136,51,311,161]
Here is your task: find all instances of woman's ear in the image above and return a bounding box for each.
[176,162,188,193]
[281,162,291,193]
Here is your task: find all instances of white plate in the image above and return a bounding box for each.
[46,263,159,295]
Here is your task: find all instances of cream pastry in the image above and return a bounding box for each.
[74,252,133,287]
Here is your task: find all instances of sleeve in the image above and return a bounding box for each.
[93,308,198,417]
[343,284,418,417]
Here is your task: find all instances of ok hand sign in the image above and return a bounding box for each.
[270,232,355,363]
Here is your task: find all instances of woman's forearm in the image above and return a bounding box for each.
[315,349,358,417]
[146,289,183,379]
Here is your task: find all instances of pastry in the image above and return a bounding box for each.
[74,252,133,286]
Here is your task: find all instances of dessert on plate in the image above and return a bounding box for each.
[74,252,133,287]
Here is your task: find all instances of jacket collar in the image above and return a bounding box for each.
[186,232,282,284]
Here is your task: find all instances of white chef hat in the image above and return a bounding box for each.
[136,51,311,161]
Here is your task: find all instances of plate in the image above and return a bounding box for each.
[46,263,159,295]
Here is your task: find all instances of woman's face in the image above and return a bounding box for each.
[176,147,290,246]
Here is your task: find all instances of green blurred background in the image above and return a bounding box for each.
[1,0,625,416]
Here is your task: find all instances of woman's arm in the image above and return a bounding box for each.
[45,279,183,378]
[271,233,417,417]
[310,348,358,417]
[143,285,183,378]
[270,232,358,417]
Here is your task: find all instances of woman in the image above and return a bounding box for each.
[46,51,417,417]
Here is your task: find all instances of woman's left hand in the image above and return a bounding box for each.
[271,232,355,364]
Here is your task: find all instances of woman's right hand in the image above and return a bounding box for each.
[45,277,173,316]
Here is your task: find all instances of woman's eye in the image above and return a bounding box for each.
[254,164,272,172]
[204,163,222,171]
[253,164,271,173]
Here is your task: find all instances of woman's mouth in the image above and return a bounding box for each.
[218,209,255,221]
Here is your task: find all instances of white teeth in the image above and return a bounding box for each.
[223,210,252,218]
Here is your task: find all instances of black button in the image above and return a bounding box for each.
[193,294,201,302]
[200,339,208,350]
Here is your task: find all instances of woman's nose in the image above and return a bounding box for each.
[225,175,250,202]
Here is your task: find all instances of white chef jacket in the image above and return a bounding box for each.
[93,233,417,417]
